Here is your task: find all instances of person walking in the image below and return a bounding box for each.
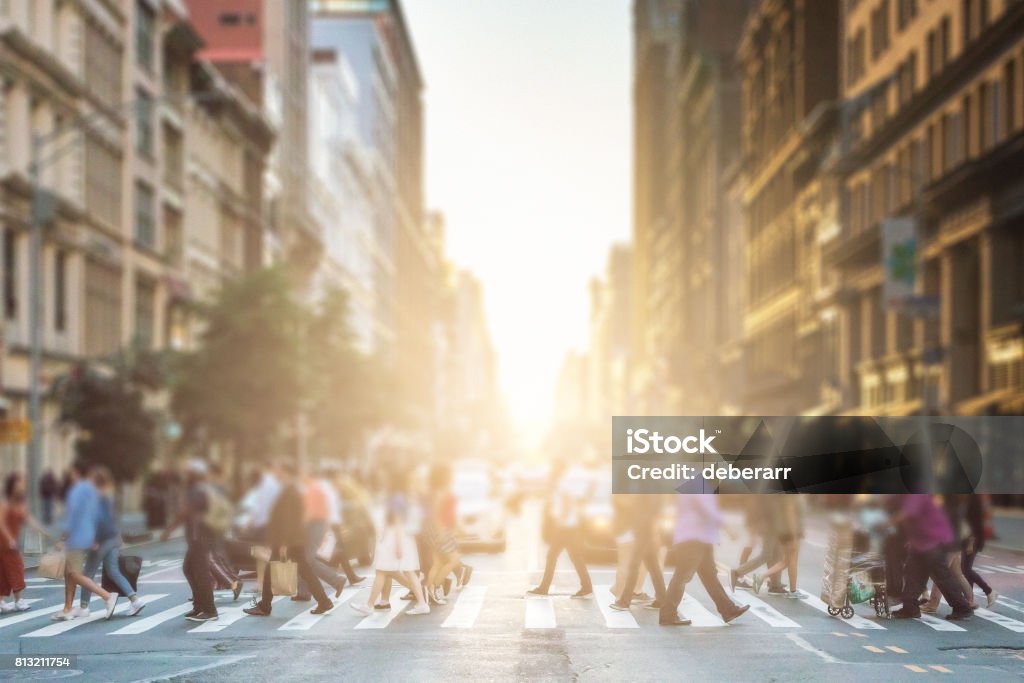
[921,495,973,614]
[660,495,750,627]
[890,494,974,621]
[293,471,346,602]
[962,494,997,608]
[752,495,805,597]
[1,473,53,613]
[39,469,59,526]
[609,494,666,611]
[527,461,593,598]
[244,462,334,617]
[162,460,219,622]
[78,467,145,617]
[326,470,364,586]
[424,464,471,604]
[730,495,785,594]
[205,463,242,602]
[53,461,118,621]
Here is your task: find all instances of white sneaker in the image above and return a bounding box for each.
[50,611,75,621]
[72,606,91,618]
[407,603,430,615]
[0,601,14,614]
[987,590,998,608]
[349,602,372,616]
[126,599,146,617]
[104,594,119,620]
[14,599,32,612]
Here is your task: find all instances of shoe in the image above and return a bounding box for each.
[430,587,447,606]
[784,590,805,599]
[374,602,391,611]
[609,602,631,612]
[722,603,751,623]
[310,601,334,615]
[407,603,430,615]
[350,602,372,616]
[291,594,312,602]
[72,606,91,618]
[571,589,593,599]
[752,574,764,595]
[526,588,548,596]
[459,565,473,588]
[105,594,119,620]
[645,600,663,610]
[766,584,788,596]
[333,578,347,598]
[126,600,146,617]
[659,617,692,626]
[946,610,972,621]
[891,608,921,619]
[13,599,32,612]
[232,582,243,602]
[0,601,14,614]
[186,611,218,622]
[400,591,416,601]
[632,592,654,604]
[987,590,998,608]
[183,609,199,619]
[50,611,75,621]
[735,577,754,591]
[243,606,270,617]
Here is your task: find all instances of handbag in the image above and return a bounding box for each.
[38,550,66,580]
[316,530,337,562]
[269,560,298,596]
[102,555,142,593]
[251,545,272,562]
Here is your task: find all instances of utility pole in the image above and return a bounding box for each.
[26,133,45,519]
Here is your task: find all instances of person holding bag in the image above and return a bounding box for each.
[1,473,54,613]
[244,462,334,617]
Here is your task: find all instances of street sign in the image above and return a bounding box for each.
[882,217,918,309]
[0,418,30,443]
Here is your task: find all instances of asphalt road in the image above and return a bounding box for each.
[1,502,1022,682]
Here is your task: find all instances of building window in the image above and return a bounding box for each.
[1005,60,1019,135]
[134,276,155,348]
[871,0,892,59]
[135,181,156,249]
[135,0,155,73]
[85,21,122,108]
[963,0,991,47]
[897,0,918,30]
[135,89,154,156]
[54,248,67,333]
[164,206,182,266]
[85,259,121,356]
[3,230,17,320]
[163,124,183,190]
[85,136,121,227]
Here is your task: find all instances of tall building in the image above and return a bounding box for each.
[829,0,1024,417]
[587,244,632,422]
[737,0,841,415]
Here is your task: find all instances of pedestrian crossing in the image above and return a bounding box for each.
[4,583,1024,638]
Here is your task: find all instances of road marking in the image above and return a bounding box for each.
[929,665,952,673]
[679,594,725,627]
[799,594,886,629]
[279,587,359,631]
[863,645,885,653]
[354,600,410,629]
[993,565,1024,574]
[189,597,285,633]
[592,586,638,628]
[128,655,254,683]
[972,607,1024,632]
[22,594,167,637]
[916,614,966,632]
[24,578,52,583]
[733,592,801,628]
[110,601,194,634]
[442,585,488,629]
[904,665,927,673]
[786,632,842,664]
[831,631,847,637]
[524,596,556,629]
[139,564,185,580]
[886,646,908,653]
[0,597,101,631]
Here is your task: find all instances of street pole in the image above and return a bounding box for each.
[27,133,43,519]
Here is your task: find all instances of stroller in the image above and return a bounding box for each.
[821,511,890,620]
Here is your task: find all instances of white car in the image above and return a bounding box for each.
[452,468,507,552]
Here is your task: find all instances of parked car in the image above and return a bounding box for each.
[453,467,507,553]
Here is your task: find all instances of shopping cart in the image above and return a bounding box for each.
[821,514,890,620]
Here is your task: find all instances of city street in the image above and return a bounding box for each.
[1,503,1022,682]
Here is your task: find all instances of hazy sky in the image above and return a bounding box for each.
[403,0,632,429]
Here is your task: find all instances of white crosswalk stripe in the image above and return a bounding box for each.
[110,601,194,635]
[915,614,966,632]
[354,600,410,629]
[524,595,556,629]
[679,594,725,627]
[797,593,887,630]
[972,607,1024,632]
[592,585,638,628]
[0,597,101,631]
[189,597,286,633]
[442,586,488,629]
[733,592,801,627]
[22,594,167,637]
[279,587,360,631]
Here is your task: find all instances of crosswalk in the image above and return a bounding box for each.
[4,581,1024,638]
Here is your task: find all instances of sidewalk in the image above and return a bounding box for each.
[991,507,1024,555]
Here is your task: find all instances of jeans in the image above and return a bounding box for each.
[961,546,992,595]
[537,525,591,593]
[661,541,738,623]
[80,538,132,605]
[184,540,216,615]
[901,545,972,614]
[297,521,342,597]
[615,519,665,605]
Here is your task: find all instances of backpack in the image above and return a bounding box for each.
[203,485,234,535]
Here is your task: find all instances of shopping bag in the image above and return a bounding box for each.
[269,561,298,596]
[251,545,272,562]
[38,550,66,580]
[317,530,337,562]
[102,555,142,593]
[848,571,876,604]
[255,558,267,592]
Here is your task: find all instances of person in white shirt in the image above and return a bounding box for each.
[527,460,593,598]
